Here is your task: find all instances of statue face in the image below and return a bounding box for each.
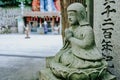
[67,11,78,25]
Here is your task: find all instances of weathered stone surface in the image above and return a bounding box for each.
[94,0,120,79]
[0,7,30,27]
[40,3,116,80]
[10,27,18,33]
[39,69,61,80]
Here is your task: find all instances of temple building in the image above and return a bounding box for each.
[0,0,92,35]
[23,0,61,34]
[22,0,92,35]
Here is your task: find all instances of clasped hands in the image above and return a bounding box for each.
[65,29,73,40]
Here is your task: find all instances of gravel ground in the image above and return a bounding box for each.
[0,56,46,80]
[0,34,62,80]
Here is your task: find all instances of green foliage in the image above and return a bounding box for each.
[0,27,11,34]
[16,0,26,2]
[16,0,32,4]
[0,0,32,7]
[0,1,4,6]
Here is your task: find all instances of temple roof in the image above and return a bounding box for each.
[23,11,60,17]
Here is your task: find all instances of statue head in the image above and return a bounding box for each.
[67,3,88,26]
[67,9,78,26]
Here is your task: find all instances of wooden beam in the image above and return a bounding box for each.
[60,0,86,40]
[23,11,60,17]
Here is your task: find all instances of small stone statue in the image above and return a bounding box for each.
[25,24,30,39]
[40,3,116,80]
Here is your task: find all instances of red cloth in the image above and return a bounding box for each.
[54,0,61,11]
[32,0,40,11]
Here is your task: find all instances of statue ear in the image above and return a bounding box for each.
[80,11,85,20]
[76,13,82,23]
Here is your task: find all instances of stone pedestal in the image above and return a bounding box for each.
[17,16,24,34]
[39,69,61,80]
[39,56,60,80]
[94,0,120,79]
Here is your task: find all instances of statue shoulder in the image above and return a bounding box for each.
[82,25,94,35]
[82,25,93,30]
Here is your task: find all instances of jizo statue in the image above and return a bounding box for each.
[40,3,116,80]
[25,24,30,39]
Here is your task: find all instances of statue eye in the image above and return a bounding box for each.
[70,13,75,16]
[68,13,75,16]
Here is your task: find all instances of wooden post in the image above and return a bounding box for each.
[60,0,86,40]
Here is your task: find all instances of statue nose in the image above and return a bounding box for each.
[69,18,72,21]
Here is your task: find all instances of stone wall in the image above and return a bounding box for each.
[94,0,120,79]
[0,7,31,27]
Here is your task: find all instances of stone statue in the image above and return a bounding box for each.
[25,24,30,39]
[40,3,116,80]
